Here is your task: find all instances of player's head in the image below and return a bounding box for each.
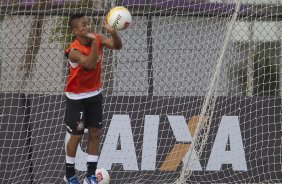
[69,13,90,36]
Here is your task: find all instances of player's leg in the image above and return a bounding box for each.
[83,127,100,184]
[64,97,86,184]
[86,127,100,167]
[83,93,103,184]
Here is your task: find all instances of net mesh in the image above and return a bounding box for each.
[0,0,281,183]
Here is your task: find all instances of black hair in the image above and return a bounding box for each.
[69,13,86,29]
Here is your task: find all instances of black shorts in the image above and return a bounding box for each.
[65,93,103,135]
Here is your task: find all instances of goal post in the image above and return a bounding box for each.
[0,0,282,184]
[176,1,243,183]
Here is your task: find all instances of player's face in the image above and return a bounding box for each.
[73,16,91,37]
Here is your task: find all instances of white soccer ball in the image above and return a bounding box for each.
[96,168,110,184]
[106,6,132,31]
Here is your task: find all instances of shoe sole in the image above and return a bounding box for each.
[64,176,68,183]
[64,176,81,184]
[83,179,99,184]
[83,179,89,184]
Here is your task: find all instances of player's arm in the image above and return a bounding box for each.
[101,23,122,50]
[68,35,99,69]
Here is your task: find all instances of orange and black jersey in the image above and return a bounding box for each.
[64,34,103,94]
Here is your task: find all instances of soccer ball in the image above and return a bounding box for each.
[106,6,132,31]
[96,168,110,184]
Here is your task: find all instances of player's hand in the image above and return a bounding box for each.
[80,29,96,40]
[85,33,96,40]
[103,20,117,34]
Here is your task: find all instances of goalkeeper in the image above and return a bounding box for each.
[63,13,122,184]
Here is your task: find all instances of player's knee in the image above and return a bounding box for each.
[88,128,101,140]
[68,134,83,145]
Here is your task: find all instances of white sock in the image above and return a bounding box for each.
[66,155,75,164]
[87,155,99,162]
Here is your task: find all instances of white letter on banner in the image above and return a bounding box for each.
[141,115,159,170]
[98,115,139,170]
[167,115,202,171]
[206,116,247,171]
[167,115,193,142]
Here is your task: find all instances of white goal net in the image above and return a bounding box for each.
[0,0,281,183]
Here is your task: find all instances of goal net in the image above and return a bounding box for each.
[0,0,281,183]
